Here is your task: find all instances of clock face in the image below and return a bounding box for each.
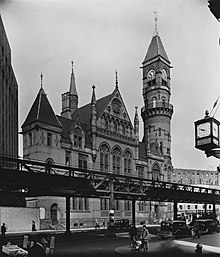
[197,122,211,138]
[162,69,167,81]
[147,69,155,81]
[213,122,219,138]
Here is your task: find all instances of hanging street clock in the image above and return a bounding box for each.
[195,113,220,151]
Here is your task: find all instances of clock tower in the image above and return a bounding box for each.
[141,18,174,181]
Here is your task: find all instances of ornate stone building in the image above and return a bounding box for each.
[22,26,174,228]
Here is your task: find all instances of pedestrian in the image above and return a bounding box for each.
[95,219,100,229]
[32,221,36,231]
[141,221,149,252]
[129,223,137,249]
[1,223,6,238]
[193,221,200,239]
[195,242,203,255]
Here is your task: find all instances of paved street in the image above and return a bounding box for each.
[1,229,220,256]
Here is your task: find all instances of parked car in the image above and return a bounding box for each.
[113,219,130,231]
[158,220,191,239]
[188,219,218,234]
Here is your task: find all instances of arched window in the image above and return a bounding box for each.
[45,158,55,174]
[100,144,110,172]
[124,150,132,174]
[112,147,121,174]
[73,127,82,148]
[40,207,46,219]
[162,97,166,107]
[152,97,157,108]
[50,203,58,224]
[152,163,160,181]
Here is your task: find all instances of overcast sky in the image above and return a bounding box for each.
[1,0,220,170]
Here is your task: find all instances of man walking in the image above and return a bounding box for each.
[141,221,149,252]
[1,223,6,238]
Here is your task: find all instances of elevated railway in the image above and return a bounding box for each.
[0,156,219,233]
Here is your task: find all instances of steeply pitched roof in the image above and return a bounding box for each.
[71,92,113,128]
[143,34,170,64]
[22,88,62,128]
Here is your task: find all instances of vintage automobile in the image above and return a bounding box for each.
[158,220,191,239]
[188,219,218,234]
[113,219,131,231]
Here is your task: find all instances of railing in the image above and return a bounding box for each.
[0,156,219,203]
[141,102,173,112]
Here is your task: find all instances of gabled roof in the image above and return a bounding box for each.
[71,92,113,128]
[22,88,62,128]
[143,34,170,64]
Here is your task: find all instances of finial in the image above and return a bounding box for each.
[92,84,95,90]
[71,60,74,73]
[115,70,118,88]
[205,110,209,118]
[154,11,159,35]
[40,72,43,88]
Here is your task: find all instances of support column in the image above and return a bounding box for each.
[132,199,136,225]
[204,203,207,216]
[173,200,178,220]
[108,177,115,237]
[109,177,115,225]
[65,195,71,235]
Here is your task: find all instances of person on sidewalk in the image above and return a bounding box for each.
[193,221,200,239]
[141,221,149,252]
[95,219,100,229]
[129,223,137,250]
[32,221,36,231]
[1,223,6,238]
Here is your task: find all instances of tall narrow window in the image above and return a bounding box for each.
[47,133,52,147]
[78,154,87,169]
[29,133,32,146]
[124,200,131,211]
[152,163,160,180]
[112,147,121,174]
[100,144,109,172]
[124,150,132,174]
[73,127,83,148]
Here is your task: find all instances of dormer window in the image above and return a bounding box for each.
[73,127,82,148]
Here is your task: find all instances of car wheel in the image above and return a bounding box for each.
[175,231,181,239]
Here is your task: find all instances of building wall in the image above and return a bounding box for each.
[0,15,18,158]
[0,207,39,232]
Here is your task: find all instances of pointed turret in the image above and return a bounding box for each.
[61,62,78,119]
[22,74,62,129]
[91,85,97,163]
[134,106,139,159]
[143,34,170,65]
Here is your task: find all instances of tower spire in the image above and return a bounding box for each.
[40,72,43,88]
[154,11,159,35]
[115,70,118,88]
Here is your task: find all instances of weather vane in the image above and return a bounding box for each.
[154,11,159,35]
[40,72,43,88]
[115,70,118,88]
[71,60,74,72]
